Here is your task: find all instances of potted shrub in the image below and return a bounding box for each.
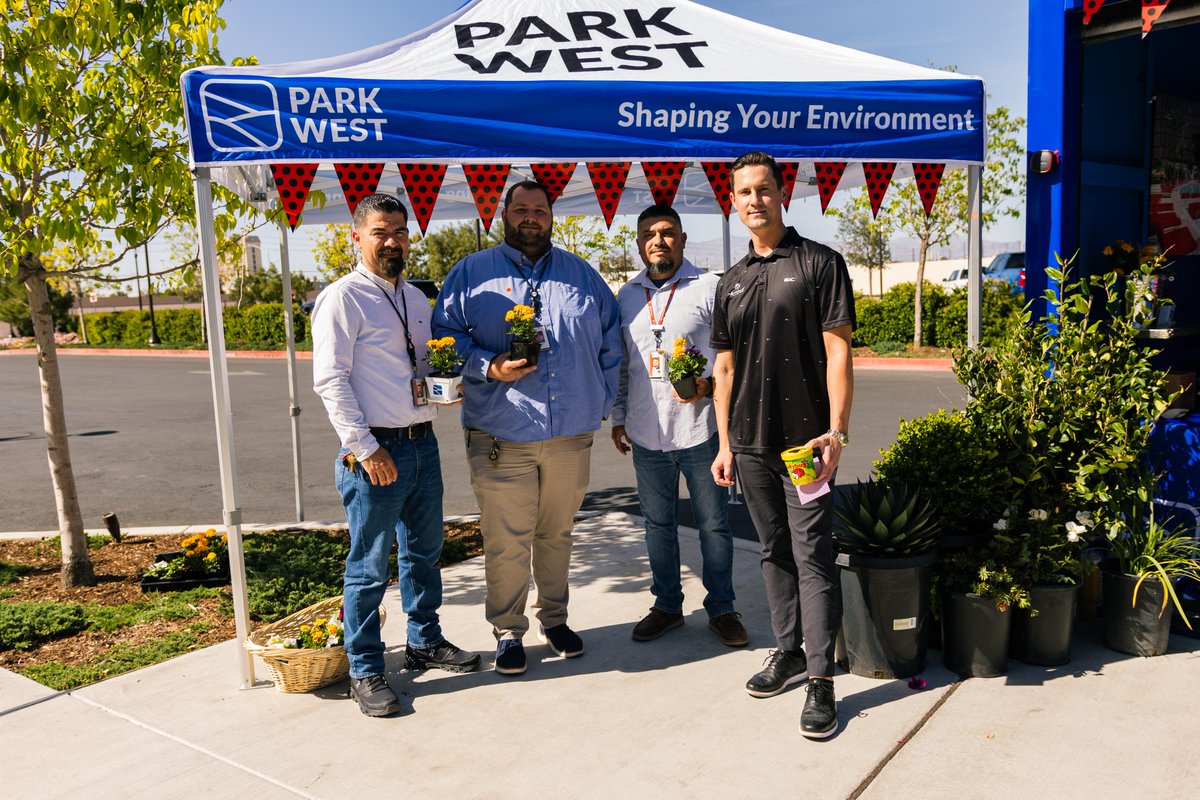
[505,303,539,366]
[833,480,943,679]
[1102,500,1200,656]
[423,336,465,404]
[667,336,707,400]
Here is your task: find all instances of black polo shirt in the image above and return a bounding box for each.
[710,228,856,455]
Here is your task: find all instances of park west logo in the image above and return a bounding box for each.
[454,7,709,74]
[200,79,283,153]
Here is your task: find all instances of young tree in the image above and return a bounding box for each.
[0,0,244,585]
[310,224,357,284]
[831,190,893,297]
[886,105,1025,347]
[552,216,610,262]
[408,221,501,283]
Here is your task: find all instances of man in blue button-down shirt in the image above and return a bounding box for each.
[433,180,622,676]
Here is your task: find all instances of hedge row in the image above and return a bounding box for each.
[854,281,1025,349]
[68,304,309,347]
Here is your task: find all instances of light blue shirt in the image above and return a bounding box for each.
[433,242,622,443]
[612,260,720,452]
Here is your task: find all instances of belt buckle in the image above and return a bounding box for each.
[407,422,426,439]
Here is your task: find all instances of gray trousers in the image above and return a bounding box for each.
[735,452,840,677]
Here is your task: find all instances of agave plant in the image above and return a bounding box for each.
[835,480,944,557]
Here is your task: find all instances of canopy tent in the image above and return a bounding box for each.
[181,0,988,687]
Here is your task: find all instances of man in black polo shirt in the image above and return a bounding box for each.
[710,151,855,739]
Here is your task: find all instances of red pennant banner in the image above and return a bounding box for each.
[813,162,846,213]
[462,164,511,232]
[862,162,897,217]
[911,163,946,217]
[587,162,631,227]
[1142,0,1171,35]
[779,162,800,210]
[529,162,577,204]
[398,163,448,235]
[701,162,733,217]
[334,163,385,217]
[270,163,318,229]
[1082,0,1105,24]
[642,161,687,206]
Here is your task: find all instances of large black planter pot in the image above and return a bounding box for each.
[1011,582,1079,666]
[836,549,937,679]
[670,375,697,399]
[509,338,540,367]
[941,591,1011,678]
[1102,569,1173,657]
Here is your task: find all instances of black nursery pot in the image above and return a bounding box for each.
[941,591,1011,677]
[1102,568,1173,657]
[509,338,540,367]
[670,375,697,399]
[836,549,937,679]
[1011,582,1079,666]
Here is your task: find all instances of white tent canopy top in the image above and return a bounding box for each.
[179,0,990,688]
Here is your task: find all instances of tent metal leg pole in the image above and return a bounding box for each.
[967,164,983,348]
[277,218,304,522]
[193,169,256,688]
[722,215,731,272]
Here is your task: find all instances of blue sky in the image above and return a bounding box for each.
[138,0,1029,281]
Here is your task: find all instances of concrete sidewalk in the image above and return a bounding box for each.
[3,512,1198,799]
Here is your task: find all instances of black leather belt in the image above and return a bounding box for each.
[370,422,431,440]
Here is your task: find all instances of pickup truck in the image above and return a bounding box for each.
[984,252,1025,291]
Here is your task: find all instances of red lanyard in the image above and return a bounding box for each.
[645,282,679,327]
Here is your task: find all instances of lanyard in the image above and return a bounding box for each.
[378,284,418,372]
[645,281,679,350]
[514,254,549,321]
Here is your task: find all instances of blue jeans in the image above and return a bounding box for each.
[336,433,444,678]
[631,433,735,617]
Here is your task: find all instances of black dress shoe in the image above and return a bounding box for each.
[800,677,838,738]
[404,640,482,673]
[632,608,685,641]
[349,674,401,717]
[745,649,808,698]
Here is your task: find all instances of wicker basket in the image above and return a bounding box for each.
[245,596,386,693]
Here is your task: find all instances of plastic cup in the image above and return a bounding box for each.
[781,446,817,485]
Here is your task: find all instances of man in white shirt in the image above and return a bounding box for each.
[611,204,746,647]
[312,193,479,717]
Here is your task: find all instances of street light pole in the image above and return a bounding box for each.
[134,251,143,311]
[144,242,160,346]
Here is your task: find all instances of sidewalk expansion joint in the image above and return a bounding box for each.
[72,693,320,799]
[846,679,963,800]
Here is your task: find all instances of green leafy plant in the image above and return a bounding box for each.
[834,480,943,557]
[935,535,1033,613]
[0,561,32,584]
[0,602,88,650]
[505,304,537,341]
[243,530,351,622]
[423,336,465,376]
[870,340,907,355]
[1107,502,1200,626]
[874,409,1008,535]
[143,529,228,580]
[667,337,708,382]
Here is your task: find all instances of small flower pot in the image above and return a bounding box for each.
[1011,582,1079,666]
[425,374,463,405]
[671,375,697,399]
[509,338,540,367]
[941,591,1011,678]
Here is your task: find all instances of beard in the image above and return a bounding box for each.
[505,222,552,254]
[646,255,676,276]
[376,252,405,280]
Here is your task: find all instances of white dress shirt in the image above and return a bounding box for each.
[611,260,720,453]
[312,264,437,460]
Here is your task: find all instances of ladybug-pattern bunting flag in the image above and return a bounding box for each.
[270,163,318,229]
[862,162,897,217]
[530,163,577,204]
[701,162,733,217]
[587,162,631,227]
[813,162,847,213]
[334,163,385,217]
[779,162,800,210]
[911,163,946,217]
[1082,0,1105,24]
[1142,0,1171,35]
[462,164,511,232]
[642,161,687,207]
[398,163,448,235]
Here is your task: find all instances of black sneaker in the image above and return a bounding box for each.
[745,649,808,698]
[537,623,585,658]
[495,638,527,675]
[404,640,481,673]
[632,608,685,641]
[800,677,838,739]
[349,674,401,717]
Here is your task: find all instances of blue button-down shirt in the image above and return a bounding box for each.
[433,242,622,443]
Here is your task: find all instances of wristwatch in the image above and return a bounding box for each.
[826,429,850,446]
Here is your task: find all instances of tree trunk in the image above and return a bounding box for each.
[75,280,88,345]
[20,254,95,587]
[913,239,930,348]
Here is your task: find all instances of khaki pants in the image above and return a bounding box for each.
[465,430,594,639]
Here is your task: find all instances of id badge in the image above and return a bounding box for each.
[535,325,550,351]
[648,350,668,380]
[411,378,429,407]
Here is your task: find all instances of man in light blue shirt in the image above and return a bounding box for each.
[611,204,745,648]
[433,180,621,675]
